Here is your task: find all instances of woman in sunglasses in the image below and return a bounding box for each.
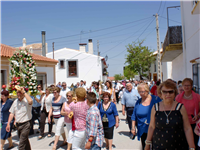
[176,78,200,148]
[61,91,74,150]
[131,83,161,150]
[48,87,67,150]
[145,80,195,150]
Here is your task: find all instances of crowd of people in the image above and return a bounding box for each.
[0,78,200,150]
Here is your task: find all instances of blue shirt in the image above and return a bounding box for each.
[32,95,41,107]
[131,95,161,140]
[1,99,13,124]
[121,89,141,107]
[97,102,118,128]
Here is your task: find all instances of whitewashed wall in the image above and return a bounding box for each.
[162,62,172,81]
[47,48,105,86]
[36,67,54,86]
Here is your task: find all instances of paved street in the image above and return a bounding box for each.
[4,102,142,150]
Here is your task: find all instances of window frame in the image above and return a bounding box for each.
[58,59,65,69]
[66,59,79,78]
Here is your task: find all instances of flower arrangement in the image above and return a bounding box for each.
[8,48,38,96]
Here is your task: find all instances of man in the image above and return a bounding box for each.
[85,92,104,150]
[60,82,70,99]
[29,84,43,135]
[83,80,89,91]
[121,83,140,139]
[56,82,62,88]
[6,87,33,150]
[114,80,120,104]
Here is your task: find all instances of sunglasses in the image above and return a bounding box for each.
[161,90,175,95]
[67,95,71,97]
[62,85,66,86]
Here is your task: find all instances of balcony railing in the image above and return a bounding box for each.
[163,26,182,53]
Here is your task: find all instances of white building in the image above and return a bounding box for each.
[46,39,108,86]
[161,1,200,93]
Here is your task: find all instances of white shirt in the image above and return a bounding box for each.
[40,93,54,112]
[60,88,70,99]
[9,97,32,123]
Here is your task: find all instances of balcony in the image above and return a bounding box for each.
[192,1,200,15]
[161,26,183,62]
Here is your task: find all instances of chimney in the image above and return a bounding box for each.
[79,43,87,52]
[41,31,46,57]
[88,39,93,54]
[23,38,26,47]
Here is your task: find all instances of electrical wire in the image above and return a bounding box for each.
[157,1,163,14]
[8,16,153,47]
[159,16,181,24]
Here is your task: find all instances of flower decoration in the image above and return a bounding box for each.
[9,49,38,96]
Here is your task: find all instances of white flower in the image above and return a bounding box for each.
[34,90,36,92]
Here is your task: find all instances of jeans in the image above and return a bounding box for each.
[72,130,86,150]
[30,106,41,134]
[90,144,101,150]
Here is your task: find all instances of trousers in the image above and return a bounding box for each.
[126,107,134,133]
[16,120,31,150]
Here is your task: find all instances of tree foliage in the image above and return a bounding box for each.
[124,66,138,80]
[114,74,123,81]
[125,40,155,80]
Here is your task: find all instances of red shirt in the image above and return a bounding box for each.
[150,85,157,96]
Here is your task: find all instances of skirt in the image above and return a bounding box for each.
[103,122,114,139]
[1,122,13,140]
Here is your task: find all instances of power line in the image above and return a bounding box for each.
[108,17,156,59]
[159,15,181,24]
[9,16,152,47]
[157,1,163,14]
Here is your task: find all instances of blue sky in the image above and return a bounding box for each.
[1,1,182,77]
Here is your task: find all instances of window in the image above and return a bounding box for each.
[154,62,156,72]
[59,59,65,69]
[67,60,78,77]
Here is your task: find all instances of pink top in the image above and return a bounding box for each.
[64,102,72,123]
[176,91,200,124]
[69,100,89,131]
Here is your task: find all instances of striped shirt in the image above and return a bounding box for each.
[52,96,66,118]
[86,104,104,147]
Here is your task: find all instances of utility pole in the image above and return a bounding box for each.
[154,13,162,82]
[97,40,100,66]
[52,42,55,59]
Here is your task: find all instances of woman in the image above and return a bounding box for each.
[98,92,119,150]
[48,87,67,150]
[90,81,101,104]
[176,78,200,148]
[61,91,74,150]
[145,80,195,150]
[104,80,116,104]
[38,87,54,139]
[131,83,161,150]
[1,91,14,150]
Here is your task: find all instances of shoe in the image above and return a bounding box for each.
[7,145,14,150]
[60,142,67,147]
[130,135,136,140]
[38,135,44,140]
[36,130,40,134]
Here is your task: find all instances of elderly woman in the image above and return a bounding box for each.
[38,87,54,139]
[61,91,74,150]
[48,87,67,150]
[145,80,195,150]
[131,83,161,150]
[98,92,119,150]
[176,78,200,148]
[1,91,14,150]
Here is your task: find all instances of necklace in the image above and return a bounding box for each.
[162,102,174,125]
[184,93,192,99]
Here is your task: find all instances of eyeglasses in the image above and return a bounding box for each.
[161,90,175,95]
[67,95,71,97]
[138,91,147,94]
[183,85,191,87]
[53,92,58,94]
[62,85,66,86]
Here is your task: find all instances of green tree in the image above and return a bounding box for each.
[114,74,123,81]
[125,40,155,80]
[124,66,138,80]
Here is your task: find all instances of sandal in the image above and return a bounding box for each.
[47,134,52,137]
[38,135,44,140]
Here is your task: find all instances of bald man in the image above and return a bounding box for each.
[121,83,140,139]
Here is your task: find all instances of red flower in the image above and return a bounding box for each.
[29,64,32,67]
[17,82,20,85]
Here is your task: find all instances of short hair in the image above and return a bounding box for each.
[156,81,160,86]
[157,80,178,98]
[66,91,74,97]
[87,92,97,104]
[106,80,112,89]
[46,87,52,93]
[1,90,9,97]
[182,78,193,86]
[62,82,66,85]
[137,83,150,92]
[102,92,111,101]
[53,87,61,93]
[177,80,182,85]
[76,87,86,99]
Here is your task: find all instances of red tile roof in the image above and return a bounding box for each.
[107,77,115,81]
[1,44,58,63]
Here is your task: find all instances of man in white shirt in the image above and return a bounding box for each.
[6,87,33,150]
[60,82,70,99]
